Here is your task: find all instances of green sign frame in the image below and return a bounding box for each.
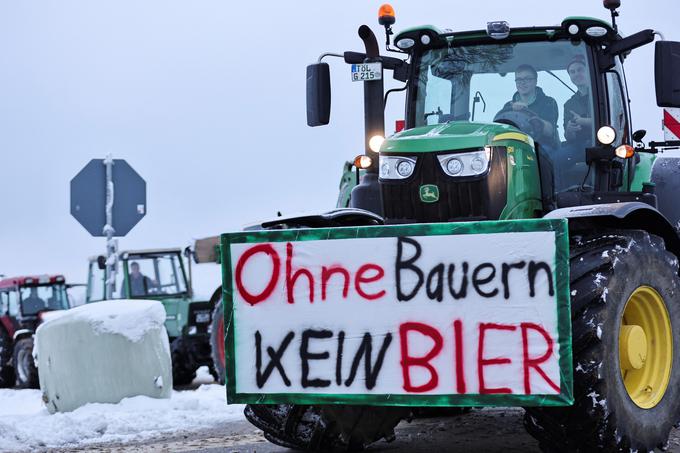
[221,218,572,407]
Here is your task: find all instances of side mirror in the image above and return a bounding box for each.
[633,129,647,143]
[96,255,106,270]
[306,62,331,127]
[655,41,680,107]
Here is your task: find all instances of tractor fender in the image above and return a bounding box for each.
[13,329,33,342]
[209,286,222,308]
[544,201,680,259]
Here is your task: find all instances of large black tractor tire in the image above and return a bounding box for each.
[525,230,680,452]
[13,338,39,389]
[210,297,226,385]
[245,404,410,451]
[170,337,197,387]
[0,328,14,388]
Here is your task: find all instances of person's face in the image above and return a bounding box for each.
[568,62,587,88]
[131,264,140,275]
[515,70,537,96]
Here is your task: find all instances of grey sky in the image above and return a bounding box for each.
[0,1,676,299]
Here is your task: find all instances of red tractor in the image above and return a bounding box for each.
[0,275,72,388]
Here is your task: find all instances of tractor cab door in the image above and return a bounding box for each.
[602,57,632,189]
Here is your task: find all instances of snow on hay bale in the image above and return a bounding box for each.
[34,300,172,413]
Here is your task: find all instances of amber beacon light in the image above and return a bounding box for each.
[378,4,395,26]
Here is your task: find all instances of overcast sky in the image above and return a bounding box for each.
[0,1,676,299]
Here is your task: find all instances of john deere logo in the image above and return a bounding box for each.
[419,184,439,203]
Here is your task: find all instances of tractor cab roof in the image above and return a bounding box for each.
[394,17,620,50]
[0,275,66,289]
[87,248,182,263]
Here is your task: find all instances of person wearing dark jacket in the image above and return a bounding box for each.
[563,55,593,146]
[499,64,559,146]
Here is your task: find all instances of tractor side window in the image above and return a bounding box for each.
[0,292,7,315]
[605,71,628,146]
[88,262,106,302]
[7,291,19,317]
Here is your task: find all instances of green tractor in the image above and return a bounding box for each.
[86,248,215,386]
[240,2,680,452]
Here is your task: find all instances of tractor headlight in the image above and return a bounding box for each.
[438,148,492,177]
[379,156,417,180]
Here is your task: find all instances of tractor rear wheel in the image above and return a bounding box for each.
[0,328,14,388]
[210,297,226,385]
[245,404,409,451]
[13,338,38,389]
[524,230,680,452]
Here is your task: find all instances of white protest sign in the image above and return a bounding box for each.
[222,219,572,407]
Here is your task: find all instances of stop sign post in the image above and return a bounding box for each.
[70,157,146,298]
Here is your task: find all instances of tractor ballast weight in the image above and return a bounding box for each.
[241,4,680,452]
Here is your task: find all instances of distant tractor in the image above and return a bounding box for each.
[0,275,71,388]
[86,248,215,386]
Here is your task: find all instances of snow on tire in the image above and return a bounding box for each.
[13,337,38,389]
[524,229,680,452]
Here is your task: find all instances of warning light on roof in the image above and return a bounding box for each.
[378,4,395,26]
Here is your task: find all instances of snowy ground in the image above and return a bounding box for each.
[0,368,245,452]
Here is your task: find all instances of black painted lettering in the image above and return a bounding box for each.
[501,261,526,299]
[472,263,498,298]
[344,332,393,389]
[396,237,424,301]
[255,330,294,388]
[447,262,469,299]
[300,329,333,388]
[528,261,555,297]
[426,263,445,302]
[336,330,345,386]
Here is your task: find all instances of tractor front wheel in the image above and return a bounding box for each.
[245,404,409,451]
[525,230,680,452]
[0,328,14,388]
[13,338,38,389]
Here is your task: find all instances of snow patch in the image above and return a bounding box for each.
[0,385,244,452]
[596,325,603,339]
[594,273,607,287]
[601,287,609,303]
[37,300,166,343]
[571,290,578,296]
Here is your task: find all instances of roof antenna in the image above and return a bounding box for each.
[603,0,621,33]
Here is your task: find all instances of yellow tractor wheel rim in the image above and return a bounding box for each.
[619,286,673,409]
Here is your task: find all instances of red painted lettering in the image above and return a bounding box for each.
[399,322,443,393]
[321,266,350,300]
[477,323,516,394]
[521,322,560,394]
[453,319,466,394]
[286,242,314,304]
[354,264,386,300]
[234,244,280,306]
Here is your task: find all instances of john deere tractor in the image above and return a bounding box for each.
[237,2,680,451]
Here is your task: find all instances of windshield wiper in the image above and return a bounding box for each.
[546,70,576,94]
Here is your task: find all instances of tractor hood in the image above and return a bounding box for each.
[381,122,522,154]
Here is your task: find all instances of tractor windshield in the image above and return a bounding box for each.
[125,252,187,298]
[413,40,596,191]
[19,284,69,316]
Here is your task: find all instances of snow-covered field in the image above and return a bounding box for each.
[0,369,245,452]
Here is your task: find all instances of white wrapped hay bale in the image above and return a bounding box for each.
[35,300,172,413]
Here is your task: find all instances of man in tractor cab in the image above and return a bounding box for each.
[499,64,559,147]
[21,287,45,316]
[563,55,593,146]
[129,262,157,296]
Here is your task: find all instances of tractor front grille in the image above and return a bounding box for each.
[381,148,507,224]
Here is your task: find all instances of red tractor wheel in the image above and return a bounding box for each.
[210,296,226,385]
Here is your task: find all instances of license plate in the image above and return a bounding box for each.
[351,63,382,82]
[195,312,211,323]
